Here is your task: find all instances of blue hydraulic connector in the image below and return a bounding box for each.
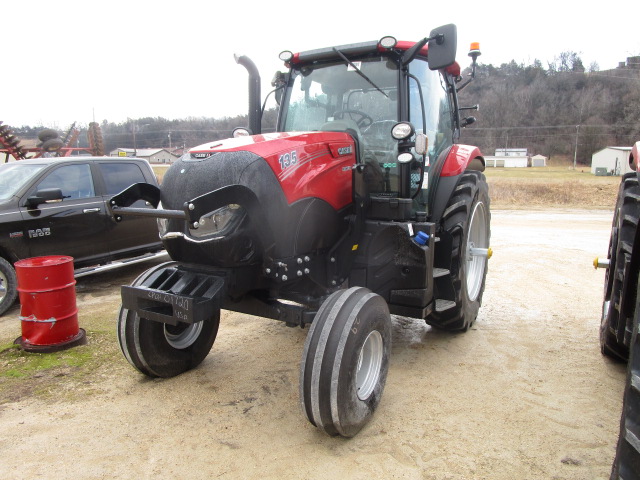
[414,231,429,246]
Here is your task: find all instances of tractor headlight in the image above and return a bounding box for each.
[189,204,245,239]
[391,122,415,141]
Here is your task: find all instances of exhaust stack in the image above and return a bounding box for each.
[234,54,261,135]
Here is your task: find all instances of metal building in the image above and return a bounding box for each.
[591,147,633,176]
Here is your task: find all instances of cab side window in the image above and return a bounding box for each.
[408,60,454,159]
[99,163,148,195]
[36,164,95,200]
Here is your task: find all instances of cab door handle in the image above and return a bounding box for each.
[83,208,101,213]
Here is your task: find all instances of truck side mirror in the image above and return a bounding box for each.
[428,24,457,71]
[26,188,64,208]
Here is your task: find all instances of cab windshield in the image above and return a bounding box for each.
[282,57,400,195]
[0,163,47,201]
[281,54,454,199]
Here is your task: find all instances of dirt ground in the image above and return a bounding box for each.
[0,209,627,479]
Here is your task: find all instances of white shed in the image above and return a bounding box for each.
[591,147,632,175]
[484,155,528,168]
[531,155,547,167]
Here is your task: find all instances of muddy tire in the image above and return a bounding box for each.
[300,287,391,437]
[427,171,491,332]
[117,262,219,378]
[610,274,640,479]
[0,257,17,316]
[601,173,640,362]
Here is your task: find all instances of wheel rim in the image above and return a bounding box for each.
[164,321,203,349]
[356,330,383,400]
[466,201,488,302]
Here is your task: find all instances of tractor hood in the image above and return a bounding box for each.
[158,130,356,271]
[186,131,357,210]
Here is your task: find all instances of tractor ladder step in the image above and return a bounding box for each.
[433,268,450,278]
[435,299,456,313]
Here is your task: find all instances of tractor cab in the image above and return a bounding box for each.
[264,24,476,217]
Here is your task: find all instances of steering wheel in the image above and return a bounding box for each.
[333,109,374,129]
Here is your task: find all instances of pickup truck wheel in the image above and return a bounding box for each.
[117,262,219,378]
[600,173,640,361]
[300,287,391,437]
[0,257,18,316]
[427,171,491,332]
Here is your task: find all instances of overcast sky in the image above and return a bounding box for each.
[3,0,639,129]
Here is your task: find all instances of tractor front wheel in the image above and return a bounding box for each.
[427,171,491,332]
[300,287,391,437]
[117,262,219,378]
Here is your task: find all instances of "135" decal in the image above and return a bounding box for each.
[278,150,298,170]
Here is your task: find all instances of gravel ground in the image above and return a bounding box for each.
[0,209,626,479]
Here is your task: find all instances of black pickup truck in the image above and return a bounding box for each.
[0,156,164,315]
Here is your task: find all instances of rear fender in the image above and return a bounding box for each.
[429,145,484,224]
[440,144,484,177]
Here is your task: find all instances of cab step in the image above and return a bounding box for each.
[435,299,456,312]
[433,268,450,278]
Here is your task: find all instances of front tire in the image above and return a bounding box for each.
[427,171,491,331]
[600,173,640,361]
[300,287,391,437]
[117,262,219,378]
[0,257,17,316]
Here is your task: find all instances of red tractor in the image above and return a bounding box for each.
[110,24,491,437]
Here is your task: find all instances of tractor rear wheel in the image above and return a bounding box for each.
[610,273,640,478]
[0,257,17,316]
[117,262,219,378]
[427,171,491,332]
[300,287,391,437]
[600,173,640,361]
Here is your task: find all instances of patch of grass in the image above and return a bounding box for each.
[0,326,121,404]
[0,342,93,379]
[484,166,620,209]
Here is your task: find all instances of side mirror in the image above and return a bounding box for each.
[26,188,64,208]
[428,24,457,71]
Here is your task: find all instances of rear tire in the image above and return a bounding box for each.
[117,262,219,378]
[427,171,491,331]
[0,257,17,316]
[600,173,640,361]
[300,287,391,437]
[610,273,640,479]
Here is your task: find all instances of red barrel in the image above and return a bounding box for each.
[14,256,85,352]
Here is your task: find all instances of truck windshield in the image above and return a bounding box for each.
[0,163,47,201]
